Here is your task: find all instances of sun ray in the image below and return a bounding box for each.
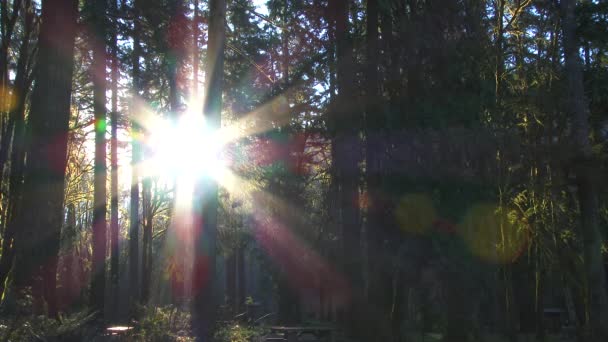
[219,93,291,144]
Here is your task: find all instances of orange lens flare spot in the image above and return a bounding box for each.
[460,203,529,264]
[0,86,18,112]
[395,193,437,235]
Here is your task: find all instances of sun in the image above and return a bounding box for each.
[147,113,226,183]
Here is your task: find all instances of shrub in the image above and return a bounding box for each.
[127,305,194,342]
[214,322,262,342]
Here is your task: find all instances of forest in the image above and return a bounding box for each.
[1,0,608,341]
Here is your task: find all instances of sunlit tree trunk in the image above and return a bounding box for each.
[561,0,608,340]
[193,0,225,338]
[12,0,78,319]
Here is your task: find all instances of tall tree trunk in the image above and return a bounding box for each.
[129,0,142,311]
[90,0,108,316]
[237,245,246,313]
[332,0,361,331]
[109,0,120,299]
[282,0,289,85]
[164,0,185,305]
[0,0,20,191]
[140,174,152,303]
[494,0,505,108]
[63,204,77,309]
[12,0,78,319]
[225,251,236,312]
[192,0,199,98]
[366,2,394,340]
[0,0,33,300]
[561,0,608,340]
[324,1,338,323]
[193,0,225,338]
[167,0,186,114]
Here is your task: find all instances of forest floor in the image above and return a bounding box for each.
[252,331,577,342]
[397,332,576,342]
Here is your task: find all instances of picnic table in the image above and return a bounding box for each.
[269,325,335,342]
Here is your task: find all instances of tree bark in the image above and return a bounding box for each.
[0,0,20,201]
[237,245,246,313]
[12,0,78,319]
[167,0,186,114]
[193,0,225,338]
[225,252,236,312]
[332,0,362,331]
[140,174,152,303]
[192,0,199,98]
[129,0,143,312]
[561,0,608,340]
[90,0,108,316]
[109,0,120,294]
[0,0,34,300]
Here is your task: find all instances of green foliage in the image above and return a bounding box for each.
[0,310,97,341]
[127,305,193,342]
[214,322,262,342]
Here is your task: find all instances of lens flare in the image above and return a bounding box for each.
[147,113,227,183]
[395,193,437,235]
[460,203,529,264]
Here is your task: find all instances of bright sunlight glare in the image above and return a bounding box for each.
[147,113,226,184]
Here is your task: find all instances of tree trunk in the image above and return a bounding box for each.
[109,0,120,296]
[167,0,186,114]
[12,0,78,319]
[332,0,362,332]
[365,0,392,322]
[140,175,152,303]
[90,0,108,316]
[561,0,608,340]
[237,246,246,313]
[0,0,34,300]
[192,0,199,98]
[0,0,20,192]
[445,271,472,342]
[129,0,143,312]
[64,204,77,309]
[494,0,505,107]
[225,252,236,313]
[193,0,225,339]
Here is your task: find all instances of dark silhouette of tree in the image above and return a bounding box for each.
[90,0,108,316]
[0,0,34,299]
[109,0,120,292]
[561,0,608,340]
[12,0,79,319]
[129,0,143,311]
[193,0,225,339]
